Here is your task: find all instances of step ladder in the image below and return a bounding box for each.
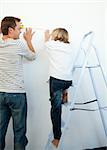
[44,31,107,150]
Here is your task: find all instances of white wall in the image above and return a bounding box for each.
[0,1,107,150]
[105,1,107,77]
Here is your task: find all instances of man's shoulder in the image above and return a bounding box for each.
[13,39,27,49]
[13,39,24,44]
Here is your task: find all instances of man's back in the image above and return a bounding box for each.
[0,38,36,93]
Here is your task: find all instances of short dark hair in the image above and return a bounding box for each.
[1,16,21,35]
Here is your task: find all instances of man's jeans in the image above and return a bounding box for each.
[0,92,28,150]
[49,77,72,140]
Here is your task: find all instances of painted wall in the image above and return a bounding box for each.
[0,1,107,150]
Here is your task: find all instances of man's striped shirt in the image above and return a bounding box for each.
[0,38,36,93]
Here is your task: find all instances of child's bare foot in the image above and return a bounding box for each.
[52,139,60,148]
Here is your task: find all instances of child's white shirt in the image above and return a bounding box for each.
[45,40,76,81]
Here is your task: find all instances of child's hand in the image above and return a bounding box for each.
[44,30,50,42]
[61,90,68,104]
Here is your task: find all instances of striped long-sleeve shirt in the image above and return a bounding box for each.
[0,38,36,93]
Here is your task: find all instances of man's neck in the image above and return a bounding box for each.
[2,35,13,41]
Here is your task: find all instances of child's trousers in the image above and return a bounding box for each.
[49,76,72,140]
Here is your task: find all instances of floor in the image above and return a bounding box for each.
[85,147,107,150]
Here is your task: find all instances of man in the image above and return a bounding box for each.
[0,16,36,150]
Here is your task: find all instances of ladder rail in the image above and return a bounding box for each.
[92,43,107,87]
[72,31,94,73]
[87,67,107,136]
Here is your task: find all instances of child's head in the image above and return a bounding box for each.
[51,28,69,43]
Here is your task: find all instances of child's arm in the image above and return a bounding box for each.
[44,30,50,42]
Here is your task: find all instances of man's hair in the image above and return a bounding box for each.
[1,16,21,35]
[51,28,69,43]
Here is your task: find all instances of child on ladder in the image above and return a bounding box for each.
[44,28,75,148]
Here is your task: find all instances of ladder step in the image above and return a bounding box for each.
[74,65,100,68]
[63,99,97,108]
[75,99,97,105]
[70,106,107,111]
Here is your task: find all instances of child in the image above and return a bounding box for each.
[44,28,74,148]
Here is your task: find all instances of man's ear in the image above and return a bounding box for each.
[8,27,14,34]
[0,27,1,33]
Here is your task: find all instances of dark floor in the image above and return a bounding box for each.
[85,147,107,150]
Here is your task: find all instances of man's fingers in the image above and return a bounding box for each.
[32,31,35,36]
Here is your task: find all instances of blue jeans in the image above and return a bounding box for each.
[49,77,72,140]
[0,92,28,150]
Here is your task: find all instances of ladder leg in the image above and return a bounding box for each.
[83,43,107,137]
[88,67,107,137]
[44,131,53,150]
[92,44,107,88]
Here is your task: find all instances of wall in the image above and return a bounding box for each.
[0,1,107,150]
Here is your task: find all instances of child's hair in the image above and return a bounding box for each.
[51,28,69,43]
